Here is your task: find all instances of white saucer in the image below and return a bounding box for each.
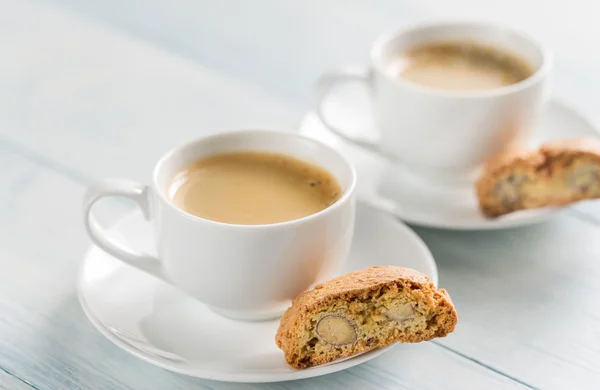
[300,90,600,230]
[77,202,438,383]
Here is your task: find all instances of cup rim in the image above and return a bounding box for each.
[152,129,357,229]
[370,19,553,98]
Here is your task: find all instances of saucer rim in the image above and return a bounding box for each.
[302,97,598,230]
[362,197,567,231]
[76,276,393,382]
[77,202,438,382]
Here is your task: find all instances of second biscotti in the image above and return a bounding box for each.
[476,137,600,217]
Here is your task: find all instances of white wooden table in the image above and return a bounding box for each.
[1,0,599,389]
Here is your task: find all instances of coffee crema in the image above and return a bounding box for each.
[389,41,535,91]
[168,152,342,225]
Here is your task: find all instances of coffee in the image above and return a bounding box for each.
[168,152,342,225]
[389,41,535,91]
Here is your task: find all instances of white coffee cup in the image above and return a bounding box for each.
[315,21,552,183]
[83,130,356,321]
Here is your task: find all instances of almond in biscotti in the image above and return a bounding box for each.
[476,137,600,218]
[275,266,458,369]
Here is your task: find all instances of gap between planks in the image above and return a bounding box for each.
[0,364,39,390]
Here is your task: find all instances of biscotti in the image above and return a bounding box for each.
[275,266,458,369]
[476,137,600,217]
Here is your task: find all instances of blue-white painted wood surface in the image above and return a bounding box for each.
[1,0,599,389]
[0,371,33,390]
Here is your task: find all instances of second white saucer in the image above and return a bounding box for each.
[77,202,438,383]
[300,91,599,230]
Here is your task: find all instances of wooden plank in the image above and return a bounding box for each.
[38,0,428,104]
[39,0,600,113]
[413,219,600,390]
[0,146,527,390]
[0,370,34,390]
[0,0,302,184]
[40,0,600,123]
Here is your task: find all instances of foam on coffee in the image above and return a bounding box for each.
[388,41,535,91]
[168,152,342,225]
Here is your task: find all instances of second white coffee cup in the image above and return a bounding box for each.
[315,21,552,182]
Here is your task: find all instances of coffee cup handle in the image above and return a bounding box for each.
[83,178,168,282]
[314,67,383,155]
